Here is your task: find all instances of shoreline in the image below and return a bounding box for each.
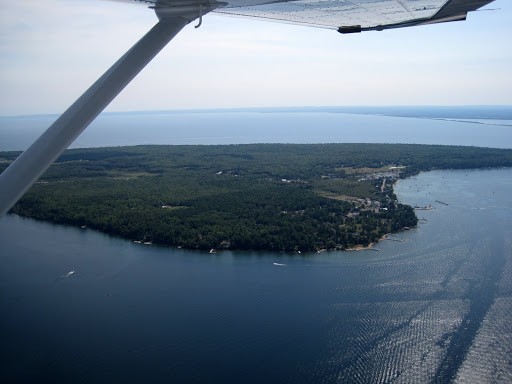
[8,143,509,254]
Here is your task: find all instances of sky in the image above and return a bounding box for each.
[0,0,511,115]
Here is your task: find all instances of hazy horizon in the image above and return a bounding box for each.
[1,105,511,119]
[1,1,510,115]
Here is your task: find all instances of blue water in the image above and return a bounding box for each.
[1,168,511,383]
[1,108,511,151]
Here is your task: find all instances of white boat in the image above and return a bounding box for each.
[61,270,75,278]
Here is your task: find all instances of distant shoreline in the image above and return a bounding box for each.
[2,105,511,120]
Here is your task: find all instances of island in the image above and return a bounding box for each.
[2,143,512,252]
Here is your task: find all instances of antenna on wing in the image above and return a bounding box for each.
[195,4,204,28]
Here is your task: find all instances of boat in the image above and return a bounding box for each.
[61,270,75,278]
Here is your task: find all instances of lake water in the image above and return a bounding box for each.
[1,167,511,383]
[1,109,511,151]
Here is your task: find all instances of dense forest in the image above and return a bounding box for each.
[2,143,512,252]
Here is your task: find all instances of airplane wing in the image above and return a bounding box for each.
[115,0,495,32]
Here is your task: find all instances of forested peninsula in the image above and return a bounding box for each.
[2,144,512,252]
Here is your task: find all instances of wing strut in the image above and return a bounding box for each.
[0,5,216,216]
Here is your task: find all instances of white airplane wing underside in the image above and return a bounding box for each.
[117,0,494,31]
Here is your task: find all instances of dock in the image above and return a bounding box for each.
[414,204,433,210]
